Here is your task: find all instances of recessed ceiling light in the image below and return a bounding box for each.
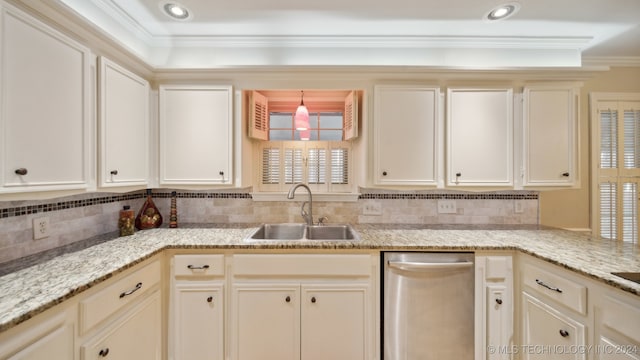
[162,2,191,20]
[485,2,520,21]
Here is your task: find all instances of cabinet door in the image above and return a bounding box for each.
[81,292,161,360]
[521,292,586,360]
[173,282,224,360]
[301,284,369,360]
[0,4,91,192]
[159,85,233,185]
[595,296,640,360]
[231,285,300,360]
[447,88,513,186]
[523,85,578,187]
[0,313,74,360]
[98,57,149,187]
[373,85,440,186]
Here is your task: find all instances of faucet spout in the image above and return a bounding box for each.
[287,183,313,226]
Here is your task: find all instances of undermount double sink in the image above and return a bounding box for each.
[246,223,361,242]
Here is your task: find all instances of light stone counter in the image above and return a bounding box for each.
[0,225,639,333]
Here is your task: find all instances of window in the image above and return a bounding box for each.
[591,94,640,245]
[269,112,345,141]
[248,90,359,195]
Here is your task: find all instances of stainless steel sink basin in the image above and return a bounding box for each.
[246,223,360,242]
[248,223,306,240]
[306,225,359,241]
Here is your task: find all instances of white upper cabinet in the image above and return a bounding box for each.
[98,57,149,188]
[447,88,514,187]
[373,85,441,186]
[0,3,92,193]
[159,85,233,185]
[522,84,579,187]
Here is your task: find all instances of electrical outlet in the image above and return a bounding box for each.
[437,200,457,214]
[363,203,383,216]
[33,217,51,240]
[514,200,524,214]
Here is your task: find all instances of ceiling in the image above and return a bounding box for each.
[57,0,640,69]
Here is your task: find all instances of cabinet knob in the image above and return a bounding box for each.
[495,298,503,305]
[562,172,570,177]
[99,348,110,357]
[559,329,570,337]
[285,296,291,303]
[311,296,317,303]
[382,171,388,176]
[110,170,118,175]
[207,296,213,303]
[15,168,27,176]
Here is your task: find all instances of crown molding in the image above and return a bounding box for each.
[582,56,640,67]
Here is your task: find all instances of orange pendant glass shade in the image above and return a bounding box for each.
[295,91,309,130]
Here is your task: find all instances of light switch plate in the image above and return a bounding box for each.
[437,200,457,214]
[363,202,383,216]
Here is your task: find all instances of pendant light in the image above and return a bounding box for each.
[295,90,309,130]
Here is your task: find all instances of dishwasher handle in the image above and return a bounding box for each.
[388,260,473,272]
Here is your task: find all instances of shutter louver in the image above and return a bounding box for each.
[249,91,268,140]
[331,148,349,184]
[262,147,280,184]
[622,182,638,244]
[600,182,617,240]
[623,109,640,169]
[600,109,617,169]
[307,148,326,184]
[284,148,303,184]
[343,91,358,140]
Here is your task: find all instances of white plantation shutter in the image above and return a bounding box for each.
[258,141,351,192]
[249,91,268,140]
[284,147,304,184]
[594,97,640,245]
[307,148,326,185]
[623,109,640,169]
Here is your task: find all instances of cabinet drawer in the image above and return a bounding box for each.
[233,254,372,277]
[601,296,640,344]
[174,254,225,277]
[79,260,160,334]
[522,263,587,315]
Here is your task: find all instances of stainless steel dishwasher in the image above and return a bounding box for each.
[383,252,474,360]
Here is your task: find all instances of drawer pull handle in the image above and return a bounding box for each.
[495,298,503,305]
[207,296,213,303]
[535,279,563,293]
[119,282,142,298]
[187,264,210,270]
[110,170,118,175]
[99,348,109,357]
[15,168,28,175]
[285,296,291,303]
[311,296,317,303]
[559,329,570,337]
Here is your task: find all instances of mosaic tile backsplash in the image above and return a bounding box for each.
[0,188,538,264]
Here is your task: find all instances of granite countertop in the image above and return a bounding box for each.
[0,224,639,333]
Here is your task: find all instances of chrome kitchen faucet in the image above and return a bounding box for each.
[287,183,313,226]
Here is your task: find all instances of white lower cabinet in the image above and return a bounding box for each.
[80,292,161,360]
[230,254,376,360]
[594,295,640,360]
[169,254,226,360]
[0,311,75,360]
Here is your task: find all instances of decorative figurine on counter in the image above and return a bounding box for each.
[169,191,178,228]
[135,189,163,230]
[118,205,135,236]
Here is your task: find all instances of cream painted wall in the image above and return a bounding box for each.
[539,67,640,230]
